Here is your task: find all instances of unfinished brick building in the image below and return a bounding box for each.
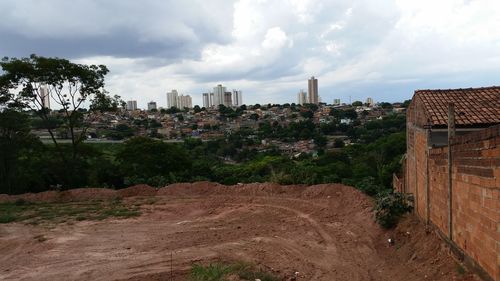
[402,86,499,281]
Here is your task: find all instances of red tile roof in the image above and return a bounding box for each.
[414,86,500,127]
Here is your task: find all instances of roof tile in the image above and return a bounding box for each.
[414,86,500,127]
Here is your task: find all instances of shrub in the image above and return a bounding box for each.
[374,191,412,228]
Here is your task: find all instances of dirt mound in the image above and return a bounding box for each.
[58,188,118,202]
[0,182,478,281]
[0,194,11,202]
[381,216,477,281]
[157,181,223,196]
[12,190,60,203]
[117,184,157,197]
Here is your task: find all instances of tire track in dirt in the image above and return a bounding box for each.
[0,184,477,281]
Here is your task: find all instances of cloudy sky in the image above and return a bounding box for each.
[1,0,499,108]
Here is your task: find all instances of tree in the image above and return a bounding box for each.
[0,110,40,193]
[379,102,393,110]
[193,105,201,113]
[300,110,314,119]
[249,113,259,121]
[165,106,180,114]
[352,101,363,106]
[117,137,191,185]
[0,55,111,162]
[344,109,358,120]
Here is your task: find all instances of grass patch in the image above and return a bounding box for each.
[0,213,17,223]
[456,264,466,275]
[190,262,279,281]
[0,199,142,225]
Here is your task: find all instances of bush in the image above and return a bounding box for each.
[374,191,412,228]
[354,177,386,196]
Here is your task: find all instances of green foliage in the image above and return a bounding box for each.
[189,262,279,281]
[374,191,412,228]
[117,137,191,186]
[190,263,233,281]
[0,199,141,225]
[165,107,180,114]
[353,177,386,196]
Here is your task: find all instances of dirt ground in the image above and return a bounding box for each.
[0,183,478,281]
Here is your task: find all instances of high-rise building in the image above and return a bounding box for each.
[147,101,157,111]
[213,84,226,106]
[209,93,214,107]
[39,85,50,109]
[224,92,232,107]
[308,76,319,104]
[202,93,210,108]
[366,97,374,106]
[333,98,341,105]
[232,90,243,106]
[178,95,193,109]
[126,100,137,111]
[167,89,179,108]
[297,90,307,105]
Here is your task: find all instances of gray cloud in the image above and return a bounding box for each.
[1,0,499,107]
[0,0,233,59]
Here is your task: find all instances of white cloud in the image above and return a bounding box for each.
[262,27,289,49]
[2,0,499,106]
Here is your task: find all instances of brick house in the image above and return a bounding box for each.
[402,86,499,280]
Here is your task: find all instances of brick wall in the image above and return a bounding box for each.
[405,124,499,281]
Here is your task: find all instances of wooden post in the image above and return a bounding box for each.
[447,103,455,240]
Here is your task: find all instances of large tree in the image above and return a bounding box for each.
[0,55,119,160]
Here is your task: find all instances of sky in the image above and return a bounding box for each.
[1,0,499,108]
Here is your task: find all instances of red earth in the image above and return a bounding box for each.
[0,182,478,280]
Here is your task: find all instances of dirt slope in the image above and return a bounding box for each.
[0,183,476,280]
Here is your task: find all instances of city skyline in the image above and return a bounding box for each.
[1,1,499,107]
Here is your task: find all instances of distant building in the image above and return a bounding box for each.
[366,97,374,106]
[232,90,243,106]
[167,89,179,108]
[178,95,193,109]
[210,93,215,107]
[333,98,341,105]
[39,85,50,109]
[308,76,319,104]
[202,93,210,108]
[147,101,157,111]
[213,84,226,106]
[126,100,137,111]
[224,92,232,107]
[297,90,307,105]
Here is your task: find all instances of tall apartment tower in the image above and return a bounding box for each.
[126,100,137,111]
[147,101,157,111]
[166,89,179,108]
[39,85,51,109]
[202,93,210,108]
[366,97,374,106]
[297,90,307,105]
[213,84,226,106]
[178,95,193,109]
[333,98,341,106]
[232,90,243,106]
[223,92,232,107]
[307,76,319,104]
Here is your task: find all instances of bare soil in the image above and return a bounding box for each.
[0,183,477,281]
